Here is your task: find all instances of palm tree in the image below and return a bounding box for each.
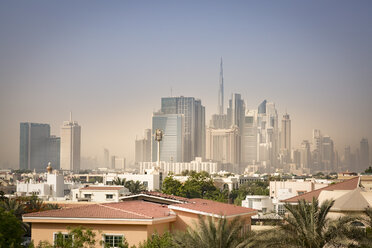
[173,215,255,248]
[112,177,127,186]
[0,197,24,219]
[258,198,362,248]
[126,180,146,194]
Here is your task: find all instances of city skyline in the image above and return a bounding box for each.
[1,1,372,168]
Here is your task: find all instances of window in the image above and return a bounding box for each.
[104,235,123,248]
[84,194,92,199]
[106,194,113,199]
[143,181,148,187]
[54,233,72,245]
[297,191,306,195]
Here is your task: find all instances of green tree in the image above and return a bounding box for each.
[126,180,147,194]
[162,176,182,195]
[0,208,24,248]
[364,166,372,174]
[37,226,97,248]
[230,181,269,206]
[180,172,217,199]
[112,177,127,186]
[258,199,362,248]
[138,232,173,248]
[173,215,254,248]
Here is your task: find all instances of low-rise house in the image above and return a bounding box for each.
[71,186,130,202]
[23,194,257,247]
[283,177,360,204]
[242,195,274,214]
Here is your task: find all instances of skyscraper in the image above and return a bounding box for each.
[360,138,369,172]
[256,100,279,170]
[161,96,205,161]
[242,109,258,163]
[104,148,110,168]
[218,57,224,115]
[152,112,184,162]
[300,140,311,169]
[321,136,334,172]
[280,113,291,163]
[60,114,81,172]
[205,126,240,165]
[135,129,152,163]
[19,123,60,171]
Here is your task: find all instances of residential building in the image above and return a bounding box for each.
[60,115,81,172]
[19,123,60,171]
[242,195,274,214]
[71,186,129,202]
[23,194,257,247]
[16,164,70,200]
[140,157,221,175]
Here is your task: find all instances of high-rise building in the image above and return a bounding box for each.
[242,110,258,163]
[218,57,224,115]
[19,123,60,171]
[161,96,205,161]
[60,114,81,172]
[300,140,311,169]
[312,129,322,171]
[360,138,370,172]
[210,114,227,129]
[152,112,184,163]
[135,129,152,163]
[256,100,279,170]
[321,136,334,172]
[111,155,116,169]
[104,148,110,168]
[280,114,291,151]
[227,93,245,130]
[205,126,240,165]
[280,113,291,163]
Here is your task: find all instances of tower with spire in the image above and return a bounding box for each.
[218,57,224,115]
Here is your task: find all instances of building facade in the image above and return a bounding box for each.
[152,113,184,163]
[161,96,205,161]
[60,117,81,172]
[19,123,60,171]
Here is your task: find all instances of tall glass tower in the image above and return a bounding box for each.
[161,96,205,162]
[19,123,60,171]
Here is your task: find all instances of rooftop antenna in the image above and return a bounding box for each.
[171,87,173,97]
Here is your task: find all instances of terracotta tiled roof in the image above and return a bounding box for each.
[80,186,124,191]
[283,177,360,203]
[169,198,257,217]
[23,201,172,219]
[144,191,190,202]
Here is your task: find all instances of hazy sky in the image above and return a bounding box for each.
[1,1,372,168]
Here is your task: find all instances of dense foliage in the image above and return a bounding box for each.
[173,215,254,248]
[162,172,228,202]
[112,178,147,194]
[0,208,24,248]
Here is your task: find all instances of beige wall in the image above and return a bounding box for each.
[31,222,171,247]
[171,210,252,232]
